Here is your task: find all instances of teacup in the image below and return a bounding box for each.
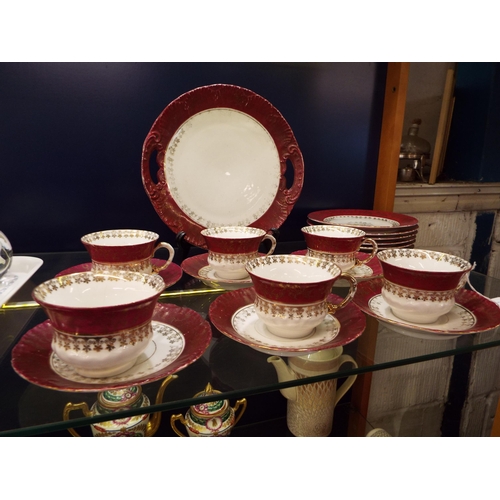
[245,255,357,339]
[201,226,277,280]
[81,229,174,274]
[377,248,472,324]
[301,225,378,272]
[32,271,165,378]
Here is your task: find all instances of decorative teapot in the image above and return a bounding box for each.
[63,375,176,437]
[170,383,247,437]
[268,347,358,437]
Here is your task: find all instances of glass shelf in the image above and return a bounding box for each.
[1,250,499,437]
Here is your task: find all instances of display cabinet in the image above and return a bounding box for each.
[1,250,500,437]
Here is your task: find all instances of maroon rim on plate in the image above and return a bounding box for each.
[10,303,212,392]
[55,260,183,289]
[307,209,418,232]
[208,287,366,353]
[353,277,500,335]
[141,84,304,249]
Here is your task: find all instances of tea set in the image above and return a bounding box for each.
[7,83,499,438]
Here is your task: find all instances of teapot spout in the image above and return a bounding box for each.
[267,356,298,401]
[146,374,177,437]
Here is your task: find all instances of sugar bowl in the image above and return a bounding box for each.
[170,383,247,437]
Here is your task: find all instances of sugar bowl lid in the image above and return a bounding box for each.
[189,383,229,419]
[96,385,145,413]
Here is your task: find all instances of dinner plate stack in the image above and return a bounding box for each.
[307,209,419,252]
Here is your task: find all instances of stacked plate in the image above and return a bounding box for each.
[307,209,419,251]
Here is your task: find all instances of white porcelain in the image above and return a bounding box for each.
[232,304,340,355]
[245,255,357,339]
[381,285,456,324]
[201,226,276,280]
[378,249,472,324]
[165,109,280,228]
[33,271,165,378]
[51,324,153,378]
[268,347,358,436]
[0,231,13,279]
[324,215,399,228]
[81,229,174,274]
[51,321,185,383]
[302,225,378,272]
[368,294,474,340]
[0,256,43,306]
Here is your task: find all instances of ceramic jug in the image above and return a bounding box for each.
[268,347,358,437]
[63,375,176,437]
[170,383,247,437]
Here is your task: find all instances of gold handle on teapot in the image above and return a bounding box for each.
[170,413,188,437]
[232,398,247,427]
[63,402,92,438]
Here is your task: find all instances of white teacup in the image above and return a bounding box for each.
[377,248,472,324]
[302,225,378,272]
[245,255,357,339]
[81,229,174,274]
[201,226,277,280]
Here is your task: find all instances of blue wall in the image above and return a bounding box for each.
[0,63,386,253]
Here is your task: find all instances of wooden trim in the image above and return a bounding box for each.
[372,62,410,212]
[349,63,409,436]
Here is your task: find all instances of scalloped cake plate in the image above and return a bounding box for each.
[142,84,304,249]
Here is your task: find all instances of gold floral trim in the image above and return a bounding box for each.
[201,226,265,237]
[383,279,456,302]
[208,251,258,264]
[82,230,157,244]
[52,323,152,353]
[378,249,471,270]
[254,295,327,319]
[34,271,164,301]
[92,258,151,273]
[303,225,363,237]
[307,249,354,264]
[246,254,338,274]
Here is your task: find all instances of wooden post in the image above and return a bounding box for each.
[349,63,409,436]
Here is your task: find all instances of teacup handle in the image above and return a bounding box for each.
[152,242,175,273]
[334,355,358,407]
[327,273,357,315]
[262,234,277,256]
[355,238,378,267]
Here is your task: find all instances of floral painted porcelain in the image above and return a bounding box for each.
[170,383,247,437]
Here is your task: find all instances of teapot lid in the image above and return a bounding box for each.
[97,385,144,412]
[189,383,229,418]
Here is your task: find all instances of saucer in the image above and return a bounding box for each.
[353,278,500,340]
[11,303,212,392]
[1,256,43,307]
[209,287,365,357]
[291,250,382,282]
[181,253,253,290]
[55,259,183,289]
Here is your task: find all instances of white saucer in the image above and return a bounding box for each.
[368,294,474,340]
[50,321,186,384]
[198,265,253,289]
[0,256,43,306]
[231,304,340,356]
